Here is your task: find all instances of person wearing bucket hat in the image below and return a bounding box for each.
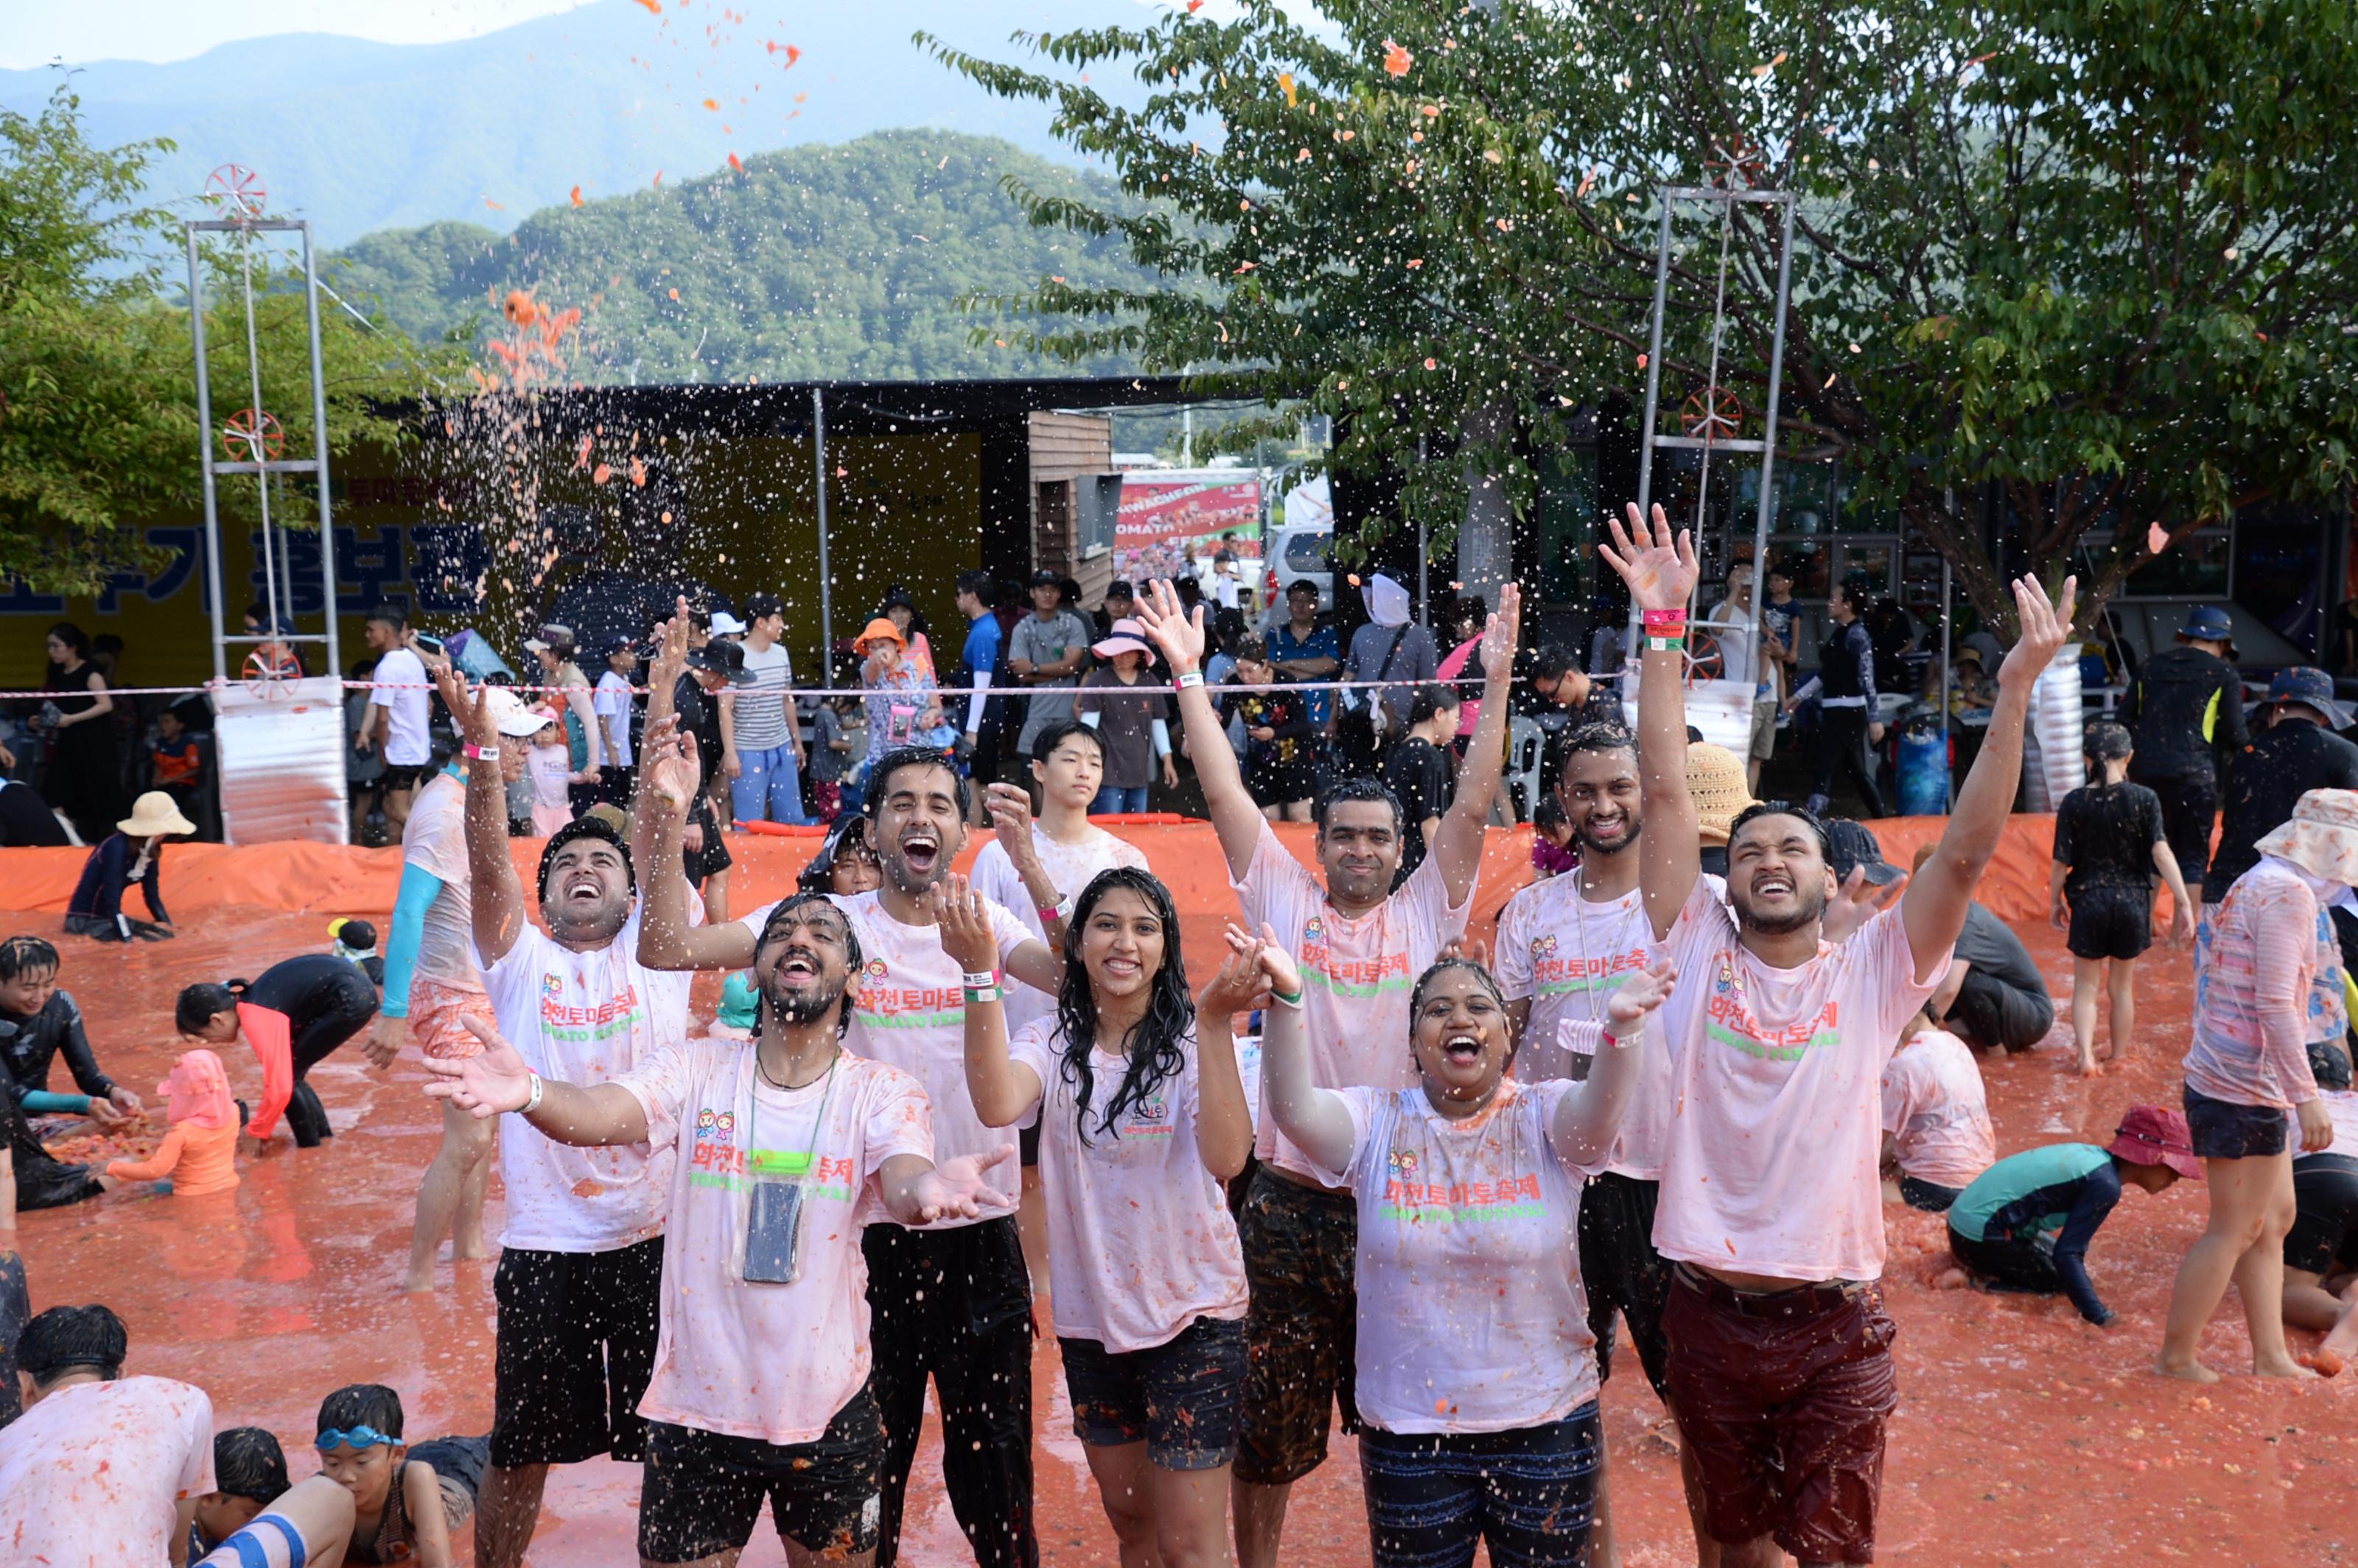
[374,680,547,1294]
[1945,1107,2200,1326]
[1009,570,1096,757]
[857,615,949,801]
[1076,620,1175,813]
[2205,665,2358,903]
[2118,603,2248,906]
[2050,721,2195,1077]
[2162,786,2355,1382]
[1603,500,2079,1565]
[61,791,196,944]
[1685,741,1757,875]
[2281,1038,2358,1373]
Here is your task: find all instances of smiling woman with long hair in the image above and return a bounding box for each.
[1252,928,1674,1568]
[945,865,1255,1568]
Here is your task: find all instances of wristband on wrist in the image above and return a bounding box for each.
[960,969,1001,987]
[520,1072,545,1115]
[1270,986,1305,1009]
[465,743,500,761]
[1644,634,1687,653]
[1640,608,1689,629]
[965,984,1004,1004]
[1175,670,1205,690]
[1600,1030,1627,1051]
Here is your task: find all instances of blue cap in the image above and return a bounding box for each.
[2267,666,2352,728]
[2177,606,2235,643]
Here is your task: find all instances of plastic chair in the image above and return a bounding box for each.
[1505,717,1547,822]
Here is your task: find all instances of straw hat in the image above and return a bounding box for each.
[1685,743,1757,847]
[2256,788,2358,887]
[118,791,196,839]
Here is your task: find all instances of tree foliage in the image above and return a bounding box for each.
[932,0,2358,631]
[0,84,454,596]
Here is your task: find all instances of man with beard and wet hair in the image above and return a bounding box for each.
[1602,502,2074,1568]
[437,665,696,1568]
[424,889,1010,1567]
[1131,575,1522,1568]
[640,746,1068,1568]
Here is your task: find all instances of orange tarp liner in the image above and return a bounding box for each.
[0,814,2071,973]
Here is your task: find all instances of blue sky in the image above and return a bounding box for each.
[7,1,593,69]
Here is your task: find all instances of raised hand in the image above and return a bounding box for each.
[910,1147,1018,1224]
[1479,581,1524,682]
[1599,502,1700,613]
[640,715,701,812]
[1199,939,1276,1021]
[1133,578,1207,673]
[932,874,1002,973]
[1822,867,1906,944]
[436,667,496,747]
[1437,933,1494,970]
[984,782,1037,867]
[1998,574,2079,685]
[1603,956,1677,1029]
[1230,920,1304,999]
[422,1016,537,1119]
[648,594,693,692]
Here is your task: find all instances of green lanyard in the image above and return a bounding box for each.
[746,1049,839,1177]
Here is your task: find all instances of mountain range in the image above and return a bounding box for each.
[1,0,1150,250]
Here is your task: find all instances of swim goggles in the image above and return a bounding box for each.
[315,1426,399,1452]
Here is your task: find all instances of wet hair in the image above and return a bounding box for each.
[365,603,407,631]
[175,981,242,1034]
[0,935,60,984]
[536,815,636,900]
[45,622,92,660]
[1531,644,1578,685]
[1314,774,1404,835]
[2083,720,2133,766]
[797,815,877,895]
[317,1383,404,1441]
[1405,684,1460,729]
[1727,799,1833,860]
[18,1303,127,1387]
[1558,721,1636,781]
[329,917,377,953]
[864,746,970,822]
[1055,869,1193,1146]
[1407,957,1509,1042]
[1030,720,1106,766]
[955,570,997,607]
[752,892,863,1037]
[2312,1038,2354,1093]
[214,1428,292,1503]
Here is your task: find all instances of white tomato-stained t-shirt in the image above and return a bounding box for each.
[400,770,482,992]
[370,645,433,766]
[1309,1079,1602,1435]
[1007,1018,1248,1352]
[0,1376,215,1566]
[1651,878,1946,1282]
[1880,1029,1997,1189]
[618,1043,931,1445]
[479,905,693,1251]
[970,826,1150,1040]
[736,889,1033,1228]
[1233,822,1470,1180]
[1495,871,1703,1180]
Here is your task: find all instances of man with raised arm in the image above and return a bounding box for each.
[1131,576,1519,1568]
[1600,503,2074,1568]
[433,658,696,1568]
[637,749,1067,1568]
[424,884,1008,1568]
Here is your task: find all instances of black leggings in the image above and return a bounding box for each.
[1810,706,1887,817]
[284,973,379,1147]
[1948,1228,2058,1292]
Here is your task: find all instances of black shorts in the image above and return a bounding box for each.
[1576,1171,1673,1400]
[1235,1169,1361,1485]
[2067,884,2152,962]
[637,1386,886,1562]
[489,1236,664,1467]
[2287,1153,2358,1275]
[683,795,733,885]
[1060,1313,1247,1470]
[2136,772,2218,888]
[380,762,432,792]
[2182,1085,2288,1161]
[1898,1175,1964,1213]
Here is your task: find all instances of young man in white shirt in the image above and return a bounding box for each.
[638,743,1071,1568]
[1602,503,2071,1568]
[426,881,1007,1567]
[437,662,690,1568]
[592,640,640,805]
[1133,575,1520,1568]
[362,604,433,836]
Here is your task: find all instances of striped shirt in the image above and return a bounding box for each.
[731,640,794,751]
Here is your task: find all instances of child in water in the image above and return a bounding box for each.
[103,1049,240,1197]
[315,1382,489,1567]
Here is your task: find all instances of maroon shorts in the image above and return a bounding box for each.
[1663,1266,1897,1565]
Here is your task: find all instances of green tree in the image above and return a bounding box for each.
[932,0,2358,631]
[0,83,452,597]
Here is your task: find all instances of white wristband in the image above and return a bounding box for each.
[521,1072,545,1115]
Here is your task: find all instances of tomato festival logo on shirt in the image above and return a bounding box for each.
[1530,940,1648,1001]
[1705,956,1839,1063]
[1379,1159,1544,1223]
[1120,1093,1174,1138]
[687,1104,856,1197]
[1296,913,1413,1001]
